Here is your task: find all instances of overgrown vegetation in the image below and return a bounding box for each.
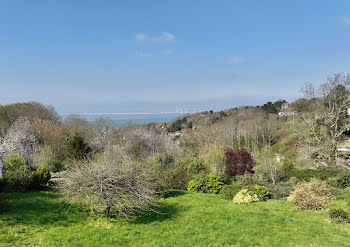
[1,74,350,245]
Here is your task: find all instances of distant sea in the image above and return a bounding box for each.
[60,113,186,125]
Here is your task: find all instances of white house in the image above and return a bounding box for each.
[278,102,298,116]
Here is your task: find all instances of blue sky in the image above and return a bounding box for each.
[0,0,350,113]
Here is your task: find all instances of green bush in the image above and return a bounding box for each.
[176,157,206,175]
[287,179,333,210]
[65,133,91,161]
[30,164,51,189]
[336,173,350,189]
[203,146,226,178]
[233,173,260,186]
[160,157,207,190]
[0,196,6,213]
[286,167,344,182]
[51,159,65,173]
[188,173,224,194]
[160,167,189,190]
[219,184,244,200]
[150,154,174,169]
[267,179,298,199]
[328,209,350,223]
[253,185,270,200]
[233,189,260,204]
[1,153,31,191]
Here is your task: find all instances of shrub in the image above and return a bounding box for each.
[150,154,174,169]
[61,145,157,217]
[220,184,244,200]
[328,209,350,223]
[51,159,65,172]
[1,153,31,191]
[0,196,6,213]
[234,173,260,186]
[233,189,260,204]
[30,164,51,189]
[287,179,333,210]
[206,173,224,194]
[176,157,206,175]
[65,133,91,161]
[202,146,226,178]
[285,167,344,182]
[267,179,298,199]
[166,168,189,190]
[224,148,255,177]
[167,117,187,132]
[253,185,270,200]
[188,173,223,194]
[336,173,350,189]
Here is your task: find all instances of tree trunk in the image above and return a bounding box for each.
[105,206,111,217]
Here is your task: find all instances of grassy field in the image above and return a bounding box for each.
[1,190,350,247]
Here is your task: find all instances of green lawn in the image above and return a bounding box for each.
[0,190,350,247]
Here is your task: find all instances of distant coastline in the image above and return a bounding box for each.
[60,112,187,125]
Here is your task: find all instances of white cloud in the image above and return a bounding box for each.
[136,33,146,41]
[160,50,173,56]
[135,51,152,57]
[136,32,176,42]
[227,56,247,64]
[343,17,350,25]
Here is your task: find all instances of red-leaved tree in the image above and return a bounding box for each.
[224,148,255,177]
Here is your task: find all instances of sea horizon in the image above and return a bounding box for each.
[60,112,187,125]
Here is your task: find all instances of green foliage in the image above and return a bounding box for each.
[127,139,150,161]
[328,209,350,223]
[175,157,206,175]
[65,133,91,161]
[233,189,260,204]
[35,146,55,168]
[336,173,350,189]
[187,173,224,194]
[179,137,200,157]
[0,196,5,213]
[261,100,286,114]
[150,154,174,169]
[167,117,187,132]
[1,153,31,191]
[267,179,298,199]
[162,168,189,190]
[203,146,226,178]
[186,121,193,129]
[35,146,64,172]
[290,98,312,112]
[287,179,333,210]
[219,184,244,200]
[284,162,345,182]
[233,173,260,186]
[30,164,51,189]
[51,159,65,173]
[253,185,270,200]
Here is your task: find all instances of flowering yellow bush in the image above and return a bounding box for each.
[233,189,260,204]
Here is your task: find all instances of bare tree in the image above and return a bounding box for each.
[124,126,179,161]
[301,73,350,163]
[61,145,157,217]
